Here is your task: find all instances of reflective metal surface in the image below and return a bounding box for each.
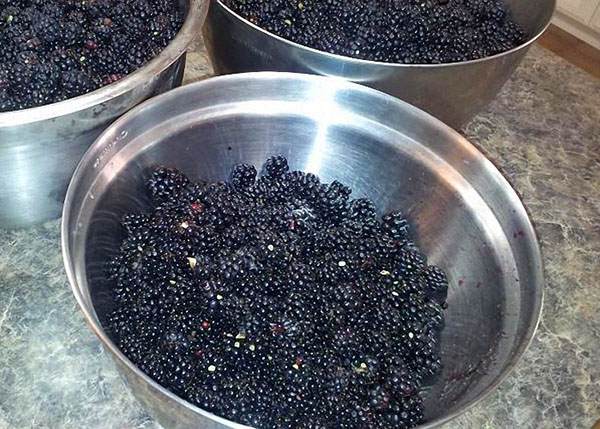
[0,0,208,229]
[203,0,555,129]
[62,73,543,428]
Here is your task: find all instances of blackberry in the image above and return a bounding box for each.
[423,300,445,331]
[422,264,449,292]
[121,213,152,234]
[107,155,448,429]
[32,19,61,44]
[315,183,350,224]
[397,395,425,427]
[422,264,449,303]
[382,210,411,241]
[396,247,427,278]
[63,23,84,47]
[61,69,99,98]
[231,163,257,190]
[285,170,320,199]
[0,0,183,112]
[222,0,525,64]
[384,364,419,399]
[327,180,352,200]
[147,166,190,202]
[350,198,377,221]
[263,155,289,178]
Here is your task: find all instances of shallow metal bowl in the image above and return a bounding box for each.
[0,0,208,229]
[62,72,543,428]
[203,0,555,129]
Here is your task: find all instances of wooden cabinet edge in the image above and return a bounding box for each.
[553,9,600,50]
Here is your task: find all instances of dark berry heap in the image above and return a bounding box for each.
[222,0,525,64]
[0,0,183,112]
[107,156,449,429]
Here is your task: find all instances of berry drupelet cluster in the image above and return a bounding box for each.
[107,156,449,429]
[0,0,183,112]
[222,0,525,64]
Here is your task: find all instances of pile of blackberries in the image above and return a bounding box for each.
[0,0,183,112]
[107,156,449,428]
[223,0,525,64]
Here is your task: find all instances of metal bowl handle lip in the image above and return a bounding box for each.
[0,0,207,127]
[211,0,556,69]
[61,71,544,429]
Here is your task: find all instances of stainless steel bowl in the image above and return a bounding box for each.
[0,0,208,229]
[62,72,543,428]
[202,0,555,129]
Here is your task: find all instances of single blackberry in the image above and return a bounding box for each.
[382,210,411,240]
[60,69,99,98]
[284,170,320,199]
[62,22,84,47]
[411,351,443,379]
[423,300,445,331]
[231,163,258,190]
[422,265,449,302]
[315,184,350,224]
[350,198,377,221]
[147,166,190,202]
[121,213,151,234]
[327,180,352,200]
[263,155,289,178]
[32,19,61,44]
[384,365,419,399]
[396,247,427,278]
[394,394,425,428]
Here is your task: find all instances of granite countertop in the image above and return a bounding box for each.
[0,37,599,429]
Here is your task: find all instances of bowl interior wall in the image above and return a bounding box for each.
[504,0,556,36]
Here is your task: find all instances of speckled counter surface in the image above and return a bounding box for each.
[0,38,598,429]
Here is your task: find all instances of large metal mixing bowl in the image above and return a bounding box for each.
[203,0,555,129]
[0,0,208,229]
[62,73,543,428]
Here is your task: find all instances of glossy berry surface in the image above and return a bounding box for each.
[106,156,449,429]
[222,0,525,64]
[0,0,183,112]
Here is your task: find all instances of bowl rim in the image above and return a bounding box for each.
[61,71,545,429]
[0,0,207,127]
[213,0,556,68]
